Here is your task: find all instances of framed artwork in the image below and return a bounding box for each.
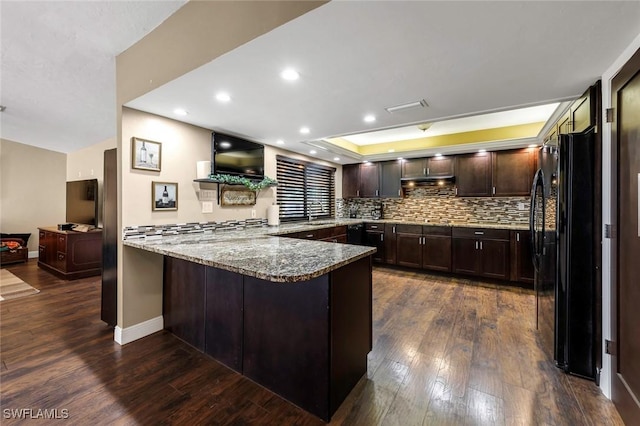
[220,188,257,206]
[132,137,162,171]
[152,182,178,211]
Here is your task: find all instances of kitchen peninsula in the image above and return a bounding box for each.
[124,223,375,421]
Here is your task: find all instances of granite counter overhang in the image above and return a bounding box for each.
[124,229,376,283]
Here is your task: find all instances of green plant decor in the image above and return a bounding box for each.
[208,174,278,191]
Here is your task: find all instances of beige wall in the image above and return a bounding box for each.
[116,1,330,332]
[0,138,66,253]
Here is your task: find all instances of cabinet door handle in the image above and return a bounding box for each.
[516,232,520,242]
[475,241,479,250]
[306,234,314,238]
[357,190,360,197]
[393,225,396,233]
[381,234,384,242]
[423,167,426,175]
[371,225,378,229]
[376,189,379,196]
[480,241,483,250]
[455,187,458,196]
[398,189,401,196]
[474,231,484,235]
[492,186,496,195]
[427,167,430,175]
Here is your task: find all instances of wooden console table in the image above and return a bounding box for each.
[38,227,102,279]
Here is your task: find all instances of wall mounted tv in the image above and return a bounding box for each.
[213,132,265,178]
[66,179,99,226]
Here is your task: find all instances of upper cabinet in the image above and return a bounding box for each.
[380,161,402,198]
[456,148,536,197]
[455,153,492,196]
[546,83,599,140]
[492,149,536,196]
[342,163,380,198]
[401,157,454,179]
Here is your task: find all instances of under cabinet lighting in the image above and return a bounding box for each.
[478,149,487,154]
[435,153,443,158]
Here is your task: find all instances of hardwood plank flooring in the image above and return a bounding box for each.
[0,261,624,425]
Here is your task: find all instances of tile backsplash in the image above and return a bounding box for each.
[337,186,530,225]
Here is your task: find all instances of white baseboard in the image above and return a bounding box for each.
[28,251,38,259]
[114,316,163,345]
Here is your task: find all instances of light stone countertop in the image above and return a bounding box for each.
[123,218,528,283]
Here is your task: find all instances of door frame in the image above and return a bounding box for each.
[610,45,640,423]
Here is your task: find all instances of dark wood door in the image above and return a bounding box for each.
[492,149,536,196]
[455,153,492,196]
[611,47,640,424]
[510,230,534,285]
[402,158,427,178]
[479,239,509,280]
[396,233,422,268]
[359,163,380,197]
[342,164,360,198]
[426,156,454,177]
[422,235,451,272]
[365,231,384,263]
[380,161,402,198]
[383,224,397,265]
[452,238,480,275]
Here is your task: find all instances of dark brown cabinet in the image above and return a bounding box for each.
[510,230,534,285]
[383,223,397,264]
[396,224,423,268]
[492,149,537,196]
[401,157,454,179]
[380,161,402,198]
[342,163,380,198]
[422,226,452,272]
[283,225,347,243]
[364,223,384,263]
[38,227,102,280]
[455,153,492,196]
[452,227,510,280]
[342,164,360,198]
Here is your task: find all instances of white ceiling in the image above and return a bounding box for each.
[0,0,186,153]
[2,1,640,160]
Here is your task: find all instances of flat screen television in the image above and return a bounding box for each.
[213,132,264,178]
[66,179,98,226]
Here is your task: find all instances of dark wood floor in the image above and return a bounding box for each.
[0,260,623,425]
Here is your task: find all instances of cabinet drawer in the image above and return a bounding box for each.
[316,227,334,240]
[452,227,509,241]
[332,226,347,237]
[365,223,383,231]
[57,235,67,252]
[395,224,422,234]
[39,230,46,240]
[422,226,451,236]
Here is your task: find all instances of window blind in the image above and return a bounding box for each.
[276,155,335,222]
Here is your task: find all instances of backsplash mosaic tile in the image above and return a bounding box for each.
[123,218,267,240]
[338,186,531,225]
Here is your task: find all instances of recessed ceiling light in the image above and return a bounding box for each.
[276,140,285,145]
[310,150,317,154]
[479,149,487,153]
[216,92,231,102]
[364,114,376,123]
[300,127,310,134]
[174,108,188,116]
[388,149,395,153]
[219,141,231,148]
[333,157,340,161]
[281,68,300,81]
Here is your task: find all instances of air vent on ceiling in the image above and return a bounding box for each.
[385,99,428,113]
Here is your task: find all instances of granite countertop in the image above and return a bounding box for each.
[124,228,375,283]
[123,217,528,283]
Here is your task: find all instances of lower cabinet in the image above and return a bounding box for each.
[452,228,510,280]
[422,228,452,272]
[38,227,102,280]
[365,223,385,263]
[383,224,397,264]
[510,230,534,285]
[396,225,423,268]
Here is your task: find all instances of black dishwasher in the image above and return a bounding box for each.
[347,224,364,245]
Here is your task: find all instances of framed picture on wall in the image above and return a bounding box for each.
[152,182,178,211]
[132,137,162,172]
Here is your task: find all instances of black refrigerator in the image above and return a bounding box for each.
[530,127,596,380]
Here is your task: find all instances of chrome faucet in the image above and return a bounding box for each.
[308,200,326,221]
